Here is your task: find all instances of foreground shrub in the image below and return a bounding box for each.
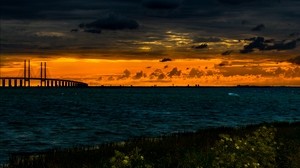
[110,147,152,168]
[212,126,278,168]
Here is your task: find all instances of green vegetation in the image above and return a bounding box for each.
[3,122,300,168]
[212,126,277,168]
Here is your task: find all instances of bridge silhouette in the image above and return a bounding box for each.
[0,60,88,87]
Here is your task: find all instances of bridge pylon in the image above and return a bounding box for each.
[1,60,88,88]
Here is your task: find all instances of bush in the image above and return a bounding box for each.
[110,147,152,168]
[212,126,278,168]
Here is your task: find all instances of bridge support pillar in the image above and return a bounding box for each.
[8,79,12,87]
[2,79,5,87]
[19,80,22,87]
[47,80,50,87]
[14,79,17,87]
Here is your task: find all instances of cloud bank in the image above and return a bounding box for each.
[79,13,139,32]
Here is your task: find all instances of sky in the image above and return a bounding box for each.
[1,0,300,86]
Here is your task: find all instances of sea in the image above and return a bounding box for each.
[0,87,299,164]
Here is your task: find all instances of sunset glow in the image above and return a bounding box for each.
[1,0,300,86]
[1,57,299,86]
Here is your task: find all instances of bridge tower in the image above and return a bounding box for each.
[40,62,47,86]
[24,60,31,87]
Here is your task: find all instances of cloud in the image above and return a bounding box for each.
[221,50,233,55]
[150,69,166,80]
[108,76,115,81]
[142,0,182,10]
[251,24,265,31]
[133,71,147,80]
[191,44,208,49]
[188,68,204,78]
[80,13,139,31]
[218,61,230,67]
[240,37,298,53]
[284,67,300,78]
[35,31,67,38]
[167,67,181,78]
[266,40,297,50]
[160,58,172,62]
[84,29,101,34]
[118,69,131,80]
[288,55,300,65]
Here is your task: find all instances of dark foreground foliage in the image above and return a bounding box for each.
[3,122,300,168]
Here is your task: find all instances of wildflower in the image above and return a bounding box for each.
[122,159,129,165]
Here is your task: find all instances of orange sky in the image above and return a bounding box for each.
[1,55,300,86]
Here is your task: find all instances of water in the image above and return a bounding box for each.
[0,87,299,163]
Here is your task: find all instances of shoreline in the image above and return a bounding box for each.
[4,121,300,168]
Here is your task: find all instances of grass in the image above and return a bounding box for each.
[3,122,300,168]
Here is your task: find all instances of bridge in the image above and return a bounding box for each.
[0,60,88,88]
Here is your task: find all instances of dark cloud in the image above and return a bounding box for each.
[108,76,115,81]
[84,29,102,34]
[240,37,298,53]
[142,0,182,10]
[1,0,101,19]
[160,58,172,62]
[80,13,139,31]
[150,69,166,79]
[118,69,131,80]
[251,24,265,31]
[289,32,299,37]
[2,0,300,60]
[188,68,204,78]
[71,29,79,32]
[267,40,297,50]
[133,71,147,79]
[221,50,233,55]
[218,61,230,67]
[288,56,300,65]
[241,37,265,53]
[167,67,181,78]
[191,44,208,49]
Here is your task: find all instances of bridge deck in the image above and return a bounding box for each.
[0,77,88,87]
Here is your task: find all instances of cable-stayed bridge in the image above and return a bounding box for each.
[0,60,88,87]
